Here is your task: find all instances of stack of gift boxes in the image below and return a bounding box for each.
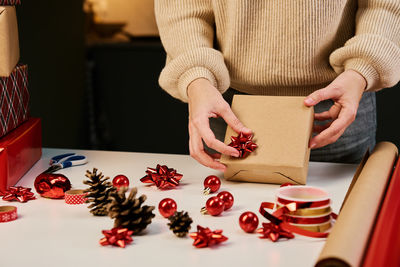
[0,0,42,191]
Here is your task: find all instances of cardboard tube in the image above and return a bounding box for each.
[315,142,398,267]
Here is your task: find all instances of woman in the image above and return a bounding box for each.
[154,0,400,171]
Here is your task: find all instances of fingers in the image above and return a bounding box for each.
[218,103,252,135]
[314,103,341,121]
[304,86,342,107]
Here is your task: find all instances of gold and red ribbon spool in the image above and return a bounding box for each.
[0,206,18,223]
[65,189,87,205]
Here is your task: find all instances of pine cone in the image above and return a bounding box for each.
[168,211,193,237]
[108,187,155,235]
[83,168,116,216]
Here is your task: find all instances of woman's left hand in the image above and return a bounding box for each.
[304,69,367,149]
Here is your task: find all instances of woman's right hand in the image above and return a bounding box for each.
[187,78,252,171]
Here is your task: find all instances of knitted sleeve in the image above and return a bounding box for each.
[154,0,230,102]
[329,0,400,91]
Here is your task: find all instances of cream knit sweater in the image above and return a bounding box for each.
[155,0,400,102]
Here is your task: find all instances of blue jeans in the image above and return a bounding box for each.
[209,89,376,164]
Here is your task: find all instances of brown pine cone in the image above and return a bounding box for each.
[167,211,193,237]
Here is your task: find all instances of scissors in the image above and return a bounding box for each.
[43,153,88,173]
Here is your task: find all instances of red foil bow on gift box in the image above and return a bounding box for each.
[0,186,36,202]
[140,164,183,189]
[99,227,133,248]
[228,132,257,158]
[189,225,228,248]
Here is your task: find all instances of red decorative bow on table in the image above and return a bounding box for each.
[189,225,228,248]
[228,132,257,158]
[0,186,36,203]
[140,164,183,189]
[99,227,133,248]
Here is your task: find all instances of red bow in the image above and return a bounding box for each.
[99,227,133,248]
[189,225,228,248]
[228,132,257,158]
[257,222,295,242]
[140,164,183,189]
[0,186,36,203]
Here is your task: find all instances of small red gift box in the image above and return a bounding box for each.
[0,64,29,138]
[0,117,42,191]
[0,0,21,5]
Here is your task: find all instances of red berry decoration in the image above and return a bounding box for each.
[239,211,259,233]
[158,198,177,218]
[112,175,130,189]
[217,191,234,210]
[201,196,225,216]
[203,175,221,195]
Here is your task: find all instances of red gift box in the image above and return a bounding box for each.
[0,0,21,5]
[0,64,29,138]
[0,117,41,191]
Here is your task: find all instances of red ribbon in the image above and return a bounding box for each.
[277,197,330,208]
[140,164,183,189]
[228,132,258,158]
[189,225,228,248]
[282,214,331,224]
[99,227,133,248]
[0,186,36,203]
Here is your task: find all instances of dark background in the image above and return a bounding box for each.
[16,2,399,154]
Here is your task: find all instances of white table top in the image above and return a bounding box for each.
[0,148,357,267]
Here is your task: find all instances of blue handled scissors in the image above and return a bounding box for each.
[43,153,88,173]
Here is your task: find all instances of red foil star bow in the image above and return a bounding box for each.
[228,132,257,158]
[257,222,295,242]
[189,225,228,248]
[0,186,36,203]
[99,227,133,248]
[140,164,183,189]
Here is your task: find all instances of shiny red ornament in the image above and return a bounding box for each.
[203,175,221,195]
[0,186,36,203]
[99,227,133,248]
[204,196,225,216]
[189,225,228,248]
[113,175,130,189]
[228,132,257,158]
[239,211,259,233]
[34,173,72,199]
[217,191,234,210]
[140,164,183,189]
[158,198,177,218]
[257,222,295,242]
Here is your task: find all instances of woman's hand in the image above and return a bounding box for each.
[304,70,367,149]
[187,78,252,171]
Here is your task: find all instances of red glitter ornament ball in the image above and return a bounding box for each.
[34,173,72,199]
[205,196,225,216]
[203,175,221,194]
[158,198,177,218]
[239,211,259,233]
[217,191,234,210]
[113,175,130,189]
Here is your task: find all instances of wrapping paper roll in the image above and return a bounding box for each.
[315,142,398,267]
[362,157,400,267]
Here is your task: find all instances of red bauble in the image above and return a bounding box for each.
[205,196,225,216]
[158,198,177,218]
[239,211,259,233]
[203,175,221,194]
[217,191,234,210]
[34,173,72,199]
[113,175,130,189]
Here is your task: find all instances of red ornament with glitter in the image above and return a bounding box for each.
[34,173,72,199]
[239,211,259,233]
[112,175,130,190]
[217,191,234,210]
[201,196,225,216]
[189,225,228,248]
[228,132,257,158]
[140,164,183,189]
[203,175,221,195]
[99,227,133,248]
[158,198,177,218]
[0,186,36,203]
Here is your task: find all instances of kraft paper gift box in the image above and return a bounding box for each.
[0,118,42,191]
[220,95,314,185]
[0,6,19,77]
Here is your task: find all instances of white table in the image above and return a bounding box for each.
[0,148,357,267]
